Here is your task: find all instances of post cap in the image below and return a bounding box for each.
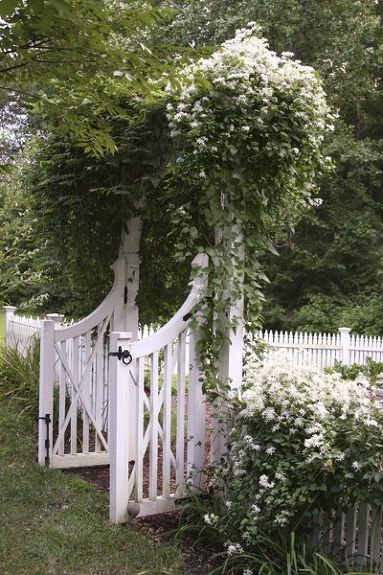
[338,327,351,333]
[46,313,65,323]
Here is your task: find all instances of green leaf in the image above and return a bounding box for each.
[0,0,20,17]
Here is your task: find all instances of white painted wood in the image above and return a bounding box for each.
[95,322,104,452]
[162,344,172,498]
[81,331,91,454]
[52,453,110,469]
[71,336,79,455]
[109,332,132,524]
[187,326,206,489]
[128,496,178,518]
[333,506,345,549]
[54,289,117,342]
[113,218,142,339]
[176,332,187,491]
[149,352,159,501]
[52,327,110,456]
[135,357,145,502]
[38,319,55,466]
[3,306,16,347]
[357,502,370,559]
[339,327,351,366]
[58,340,66,456]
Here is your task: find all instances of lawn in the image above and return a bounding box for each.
[0,396,184,575]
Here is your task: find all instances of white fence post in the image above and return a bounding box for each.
[187,324,206,490]
[38,319,55,466]
[211,289,244,464]
[3,305,16,347]
[339,327,351,365]
[109,331,133,524]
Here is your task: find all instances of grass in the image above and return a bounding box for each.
[0,396,184,575]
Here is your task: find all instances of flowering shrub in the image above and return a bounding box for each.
[164,24,334,386]
[208,352,383,547]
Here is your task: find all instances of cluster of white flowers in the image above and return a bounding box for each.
[242,351,378,430]
[208,350,383,548]
[226,543,244,556]
[204,513,219,526]
[166,23,333,170]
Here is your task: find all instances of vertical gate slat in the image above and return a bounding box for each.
[162,344,172,498]
[82,331,91,454]
[176,331,186,489]
[135,358,145,502]
[95,322,104,451]
[71,336,79,455]
[58,340,66,455]
[187,326,206,488]
[149,352,159,500]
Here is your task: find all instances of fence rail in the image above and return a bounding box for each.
[255,327,383,368]
[4,307,383,370]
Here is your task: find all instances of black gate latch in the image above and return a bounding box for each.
[109,346,133,365]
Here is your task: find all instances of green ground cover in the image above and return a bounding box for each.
[0,397,183,575]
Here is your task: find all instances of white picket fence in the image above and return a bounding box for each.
[255,327,383,368]
[5,298,383,555]
[5,304,383,372]
[3,306,43,355]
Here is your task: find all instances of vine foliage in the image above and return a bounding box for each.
[164,25,333,388]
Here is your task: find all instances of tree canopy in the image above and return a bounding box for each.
[1,0,383,339]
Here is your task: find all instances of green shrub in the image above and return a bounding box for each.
[179,353,383,573]
[0,340,40,413]
[326,357,383,385]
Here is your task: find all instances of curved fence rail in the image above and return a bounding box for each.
[109,254,210,521]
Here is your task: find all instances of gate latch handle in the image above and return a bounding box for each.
[109,346,132,365]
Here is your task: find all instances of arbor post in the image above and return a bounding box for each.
[109,331,133,524]
[339,327,351,365]
[212,229,245,463]
[113,217,142,339]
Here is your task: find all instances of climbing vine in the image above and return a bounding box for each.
[164,24,333,389]
[6,24,332,391]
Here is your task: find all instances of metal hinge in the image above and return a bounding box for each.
[109,346,133,365]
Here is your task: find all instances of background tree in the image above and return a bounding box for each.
[160,0,383,334]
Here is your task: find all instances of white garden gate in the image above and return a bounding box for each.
[36,219,242,521]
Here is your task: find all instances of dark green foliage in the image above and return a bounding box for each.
[2,105,191,321]
[177,498,378,574]
[326,357,383,385]
[161,0,383,335]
